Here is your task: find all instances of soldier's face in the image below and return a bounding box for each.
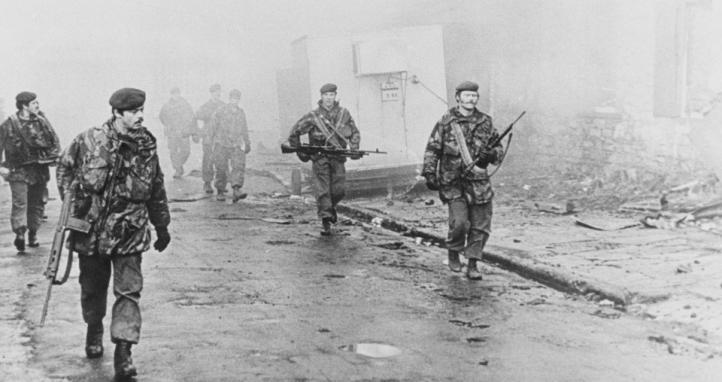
[230,96,240,105]
[211,90,221,100]
[25,100,40,115]
[321,92,336,108]
[117,107,144,129]
[457,91,478,111]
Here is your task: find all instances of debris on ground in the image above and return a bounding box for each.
[534,201,576,215]
[574,215,640,231]
[217,214,292,224]
[373,241,409,250]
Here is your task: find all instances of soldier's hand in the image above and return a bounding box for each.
[476,150,498,167]
[191,134,200,143]
[297,152,311,162]
[0,166,9,181]
[244,143,251,154]
[425,174,440,191]
[154,227,171,252]
[349,152,363,160]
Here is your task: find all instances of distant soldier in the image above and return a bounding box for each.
[56,88,171,379]
[208,89,250,202]
[287,83,361,235]
[158,87,197,179]
[196,84,225,194]
[422,81,504,280]
[0,91,61,252]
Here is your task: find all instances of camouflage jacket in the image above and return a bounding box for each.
[422,107,503,204]
[288,101,360,162]
[208,104,249,149]
[56,119,170,256]
[159,97,197,138]
[0,112,61,184]
[195,98,225,144]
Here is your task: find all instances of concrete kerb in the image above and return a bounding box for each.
[336,203,634,307]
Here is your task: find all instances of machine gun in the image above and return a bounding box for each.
[39,191,92,326]
[466,110,526,173]
[281,143,387,158]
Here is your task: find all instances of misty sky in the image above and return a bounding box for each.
[0,0,411,142]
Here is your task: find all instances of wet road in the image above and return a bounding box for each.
[2,176,721,381]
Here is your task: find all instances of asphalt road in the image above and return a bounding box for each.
[1,175,721,381]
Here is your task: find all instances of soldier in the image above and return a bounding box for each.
[196,84,225,194]
[56,88,171,379]
[0,91,61,252]
[287,83,361,235]
[422,81,504,280]
[208,89,250,202]
[158,87,197,179]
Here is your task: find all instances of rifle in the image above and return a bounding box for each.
[466,111,526,173]
[281,143,387,157]
[39,191,91,326]
[489,110,526,149]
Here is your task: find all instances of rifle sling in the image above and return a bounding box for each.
[450,122,486,176]
[311,111,347,149]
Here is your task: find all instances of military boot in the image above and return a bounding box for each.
[232,187,247,203]
[466,259,483,280]
[216,190,226,201]
[203,182,213,194]
[27,230,39,248]
[114,341,137,378]
[14,234,25,252]
[85,323,104,358]
[320,218,332,236]
[447,250,462,273]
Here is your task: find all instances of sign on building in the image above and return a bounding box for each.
[381,80,400,102]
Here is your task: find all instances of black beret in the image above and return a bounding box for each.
[320,83,337,94]
[455,81,479,94]
[16,91,37,103]
[209,83,221,92]
[229,89,242,99]
[109,88,146,110]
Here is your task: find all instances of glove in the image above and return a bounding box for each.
[154,227,171,252]
[476,150,498,167]
[297,152,311,163]
[244,142,251,154]
[349,152,363,160]
[0,166,9,181]
[425,174,440,191]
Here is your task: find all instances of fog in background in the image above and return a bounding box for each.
[3,0,722,174]
[0,0,419,145]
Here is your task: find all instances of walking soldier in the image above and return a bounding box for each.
[422,81,504,280]
[56,88,171,379]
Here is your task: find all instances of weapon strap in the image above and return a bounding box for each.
[450,122,486,176]
[311,110,347,149]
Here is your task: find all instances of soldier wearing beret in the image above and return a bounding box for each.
[207,88,251,202]
[287,83,361,235]
[195,83,225,194]
[158,87,197,179]
[56,88,171,379]
[0,91,61,252]
[422,81,504,280]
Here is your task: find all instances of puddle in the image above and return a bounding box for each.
[339,343,402,358]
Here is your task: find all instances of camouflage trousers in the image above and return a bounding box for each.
[167,135,190,175]
[213,145,246,192]
[9,180,46,235]
[202,142,214,183]
[312,157,346,221]
[79,253,143,344]
[446,197,492,260]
